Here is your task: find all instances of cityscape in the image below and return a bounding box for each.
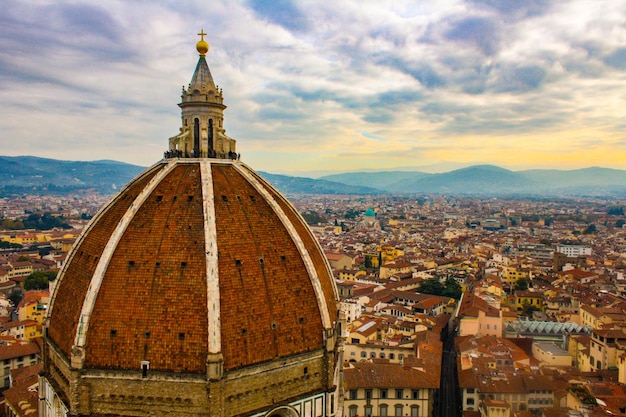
[2,2,626,416]
[1,190,626,416]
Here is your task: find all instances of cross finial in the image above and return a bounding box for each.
[196,29,209,56]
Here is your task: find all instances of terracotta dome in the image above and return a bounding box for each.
[47,159,338,373]
[41,32,342,417]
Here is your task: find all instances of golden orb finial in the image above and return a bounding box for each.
[196,29,209,56]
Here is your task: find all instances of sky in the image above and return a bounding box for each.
[2,0,626,176]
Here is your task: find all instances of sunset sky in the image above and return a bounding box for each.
[2,1,626,176]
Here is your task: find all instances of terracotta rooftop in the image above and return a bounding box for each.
[344,361,438,390]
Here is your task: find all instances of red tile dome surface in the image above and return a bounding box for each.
[47,159,338,373]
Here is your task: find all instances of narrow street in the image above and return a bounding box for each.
[437,322,460,417]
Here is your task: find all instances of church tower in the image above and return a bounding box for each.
[40,32,343,417]
[168,30,237,159]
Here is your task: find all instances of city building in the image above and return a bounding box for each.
[343,361,438,417]
[555,245,592,258]
[0,342,40,389]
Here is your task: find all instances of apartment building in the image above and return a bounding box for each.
[344,361,438,417]
[0,342,40,389]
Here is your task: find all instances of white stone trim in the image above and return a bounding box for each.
[74,161,177,347]
[233,163,332,329]
[200,160,221,354]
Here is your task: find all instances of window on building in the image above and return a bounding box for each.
[365,405,373,417]
[467,388,475,394]
[410,406,419,417]
[467,398,475,405]
[412,390,419,399]
[380,353,386,358]
[370,352,376,358]
[396,389,403,399]
[380,389,388,399]
[395,405,403,417]
[351,338,360,344]
[361,352,367,358]
[380,405,388,417]
[350,390,358,400]
[349,406,358,417]
[365,389,372,399]
[389,353,395,360]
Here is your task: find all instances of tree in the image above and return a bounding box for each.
[514,278,529,291]
[7,289,23,307]
[300,210,325,225]
[616,219,625,228]
[521,301,540,317]
[22,213,71,230]
[418,278,445,296]
[24,270,57,290]
[582,224,596,235]
[1,219,25,230]
[442,278,463,300]
[0,241,22,249]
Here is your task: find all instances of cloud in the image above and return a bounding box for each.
[493,64,548,93]
[376,55,445,88]
[443,16,502,56]
[603,47,626,70]
[247,0,309,32]
[469,0,553,20]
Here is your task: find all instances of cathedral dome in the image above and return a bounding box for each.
[46,158,338,373]
[41,32,342,417]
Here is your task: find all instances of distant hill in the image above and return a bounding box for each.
[2,156,625,197]
[322,165,626,196]
[258,172,380,195]
[321,171,429,189]
[0,156,145,195]
[390,165,533,194]
[0,156,379,197]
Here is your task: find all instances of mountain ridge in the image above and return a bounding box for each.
[1,155,625,197]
